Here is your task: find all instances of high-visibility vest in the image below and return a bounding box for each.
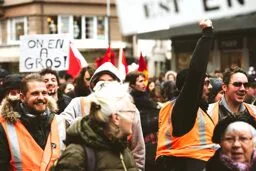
[207,102,256,123]
[0,115,66,171]
[156,101,218,161]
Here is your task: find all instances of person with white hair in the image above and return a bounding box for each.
[53,81,139,171]
[60,62,145,170]
[205,115,256,171]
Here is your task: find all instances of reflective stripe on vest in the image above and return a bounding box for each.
[6,122,22,171]
[198,110,207,145]
[156,102,216,161]
[2,115,66,171]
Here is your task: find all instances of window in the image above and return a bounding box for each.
[7,17,28,43]
[47,16,58,34]
[84,16,94,39]
[58,16,71,34]
[47,15,107,40]
[97,16,106,40]
[73,16,81,39]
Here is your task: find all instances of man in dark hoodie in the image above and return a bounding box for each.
[0,73,66,170]
[156,19,217,171]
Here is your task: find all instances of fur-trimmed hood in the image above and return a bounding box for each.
[0,95,58,123]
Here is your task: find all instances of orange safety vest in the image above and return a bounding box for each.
[156,101,218,161]
[207,102,256,123]
[0,115,66,171]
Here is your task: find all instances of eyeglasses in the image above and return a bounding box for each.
[231,82,249,89]
[223,136,252,144]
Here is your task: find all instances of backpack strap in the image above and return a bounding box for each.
[84,146,96,171]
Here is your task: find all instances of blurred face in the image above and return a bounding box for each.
[214,90,224,102]
[201,77,212,102]
[64,83,74,94]
[221,129,254,163]
[83,71,91,87]
[135,75,146,92]
[99,74,115,82]
[246,86,256,101]
[20,81,48,115]
[167,74,175,82]
[114,102,136,138]
[42,73,59,96]
[223,73,248,105]
[148,82,155,91]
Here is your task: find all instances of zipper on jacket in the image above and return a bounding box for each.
[120,153,128,171]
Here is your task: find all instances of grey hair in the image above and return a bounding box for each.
[224,121,256,144]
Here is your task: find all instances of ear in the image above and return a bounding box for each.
[20,93,25,103]
[111,113,120,126]
[222,84,227,92]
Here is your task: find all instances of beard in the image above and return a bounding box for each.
[23,100,47,116]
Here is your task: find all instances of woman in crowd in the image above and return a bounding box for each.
[205,115,256,171]
[53,81,139,171]
[73,65,95,97]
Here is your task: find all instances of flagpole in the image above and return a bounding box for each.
[107,0,111,47]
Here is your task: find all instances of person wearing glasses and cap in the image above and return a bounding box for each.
[208,66,256,124]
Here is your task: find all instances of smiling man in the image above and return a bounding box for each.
[208,67,256,124]
[0,73,66,170]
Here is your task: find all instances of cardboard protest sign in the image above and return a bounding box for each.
[19,34,70,72]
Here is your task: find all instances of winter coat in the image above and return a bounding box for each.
[205,149,256,171]
[0,95,64,170]
[53,116,138,171]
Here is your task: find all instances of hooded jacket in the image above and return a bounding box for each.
[54,116,138,171]
[61,62,145,170]
[89,62,121,90]
[0,95,65,170]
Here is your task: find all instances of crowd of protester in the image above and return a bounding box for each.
[1,18,256,171]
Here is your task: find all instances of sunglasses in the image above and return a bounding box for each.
[231,82,249,88]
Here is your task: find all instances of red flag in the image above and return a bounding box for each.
[118,48,128,80]
[67,43,88,78]
[96,47,116,67]
[137,52,149,85]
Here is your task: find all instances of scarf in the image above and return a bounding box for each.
[220,150,256,171]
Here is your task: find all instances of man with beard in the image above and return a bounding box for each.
[40,68,72,114]
[208,67,256,124]
[156,19,218,171]
[0,73,66,170]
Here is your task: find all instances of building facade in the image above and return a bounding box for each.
[0,0,133,73]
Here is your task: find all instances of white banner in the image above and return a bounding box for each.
[116,0,256,35]
[20,34,70,72]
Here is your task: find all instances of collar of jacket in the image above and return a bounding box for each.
[0,95,58,124]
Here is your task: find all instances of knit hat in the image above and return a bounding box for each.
[2,74,22,95]
[89,62,121,91]
[208,78,223,103]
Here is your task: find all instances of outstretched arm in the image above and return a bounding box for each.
[172,19,214,137]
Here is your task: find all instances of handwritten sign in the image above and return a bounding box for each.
[20,34,70,72]
[116,0,256,35]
